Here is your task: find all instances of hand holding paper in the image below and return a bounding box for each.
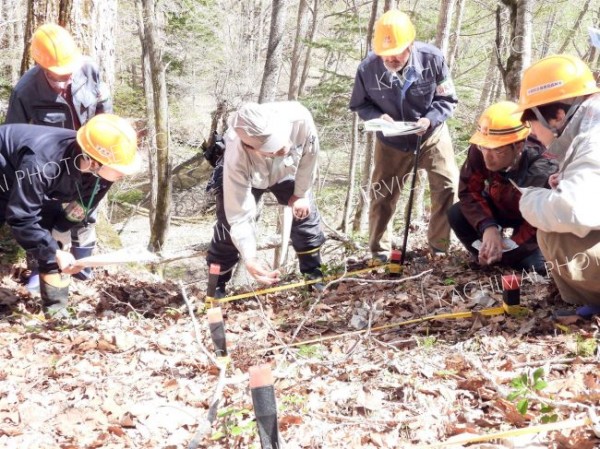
[472,238,518,252]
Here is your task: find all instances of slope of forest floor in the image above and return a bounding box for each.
[1,235,599,448]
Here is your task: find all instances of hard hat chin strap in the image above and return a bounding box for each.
[531,96,585,137]
[531,107,558,136]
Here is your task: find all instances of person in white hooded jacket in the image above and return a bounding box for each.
[517,54,600,318]
[206,101,326,297]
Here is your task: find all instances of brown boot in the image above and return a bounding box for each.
[40,273,70,318]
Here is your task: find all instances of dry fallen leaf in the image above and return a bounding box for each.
[493,398,529,425]
[107,425,126,437]
[279,414,303,431]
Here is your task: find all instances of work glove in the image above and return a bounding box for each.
[51,228,72,252]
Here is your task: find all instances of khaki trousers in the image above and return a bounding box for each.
[538,229,600,306]
[368,123,458,255]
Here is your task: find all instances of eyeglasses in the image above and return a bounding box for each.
[81,153,103,177]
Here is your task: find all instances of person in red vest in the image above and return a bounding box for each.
[447,101,557,274]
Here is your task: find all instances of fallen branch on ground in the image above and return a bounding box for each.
[180,283,226,449]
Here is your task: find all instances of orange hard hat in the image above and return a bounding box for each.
[30,23,81,75]
[470,101,530,149]
[373,10,416,57]
[517,54,600,112]
[76,114,141,175]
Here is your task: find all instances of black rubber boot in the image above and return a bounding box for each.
[40,273,71,318]
[214,267,234,300]
[298,250,324,292]
[214,284,227,299]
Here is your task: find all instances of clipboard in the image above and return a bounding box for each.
[363,119,426,137]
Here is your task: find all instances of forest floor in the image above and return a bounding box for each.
[1,216,599,448]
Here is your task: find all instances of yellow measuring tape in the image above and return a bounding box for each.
[418,417,593,448]
[260,302,528,353]
[205,265,390,307]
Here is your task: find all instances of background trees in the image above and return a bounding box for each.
[0,0,598,251]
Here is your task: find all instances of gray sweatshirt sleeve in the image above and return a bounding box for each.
[292,114,319,198]
[222,131,259,261]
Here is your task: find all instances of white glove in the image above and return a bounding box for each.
[51,228,72,252]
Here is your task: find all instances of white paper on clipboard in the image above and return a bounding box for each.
[363,118,426,137]
[73,246,159,268]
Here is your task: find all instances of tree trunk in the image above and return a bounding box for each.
[434,0,456,57]
[353,133,374,233]
[298,0,319,97]
[447,0,466,70]
[288,0,310,100]
[2,0,23,84]
[364,0,378,56]
[19,0,117,89]
[473,49,498,133]
[342,113,360,233]
[136,1,157,227]
[492,68,504,102]
[585,8,600,64]
[208,100,229,144]
[259,0,289,103]
[558,0,592,53]
[402,169,426,228]
[240,0,264,76]
[254,0,266,70]
[538,5,556,59]
[87,0,118,92]
[383,0,393,12]
[20,0,56,75]
[141,0,172,253]
[497,0,533,100]
[352,0,380,233]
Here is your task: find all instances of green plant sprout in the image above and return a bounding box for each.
[211,407,256,441]
[507,368,558,423]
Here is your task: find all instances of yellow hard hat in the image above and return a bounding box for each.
[76,114,141,175]
[517,54,600,112]
[470,101,530,149]
[30,23,82,75]
[373,10,416,57]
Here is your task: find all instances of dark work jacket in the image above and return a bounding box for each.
[5,58,112,129]
[349,42,458,151]
[0,124,111,265]
[458,137,558,251]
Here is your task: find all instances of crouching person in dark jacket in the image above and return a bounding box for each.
[447,101,558,275]
[0,114,141,317]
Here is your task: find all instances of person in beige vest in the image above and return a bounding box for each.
[518,54,600,319]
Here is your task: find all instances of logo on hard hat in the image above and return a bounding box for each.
[526,80,564,96]
[479,118,490,135]
[95,144,118,163]
[383,35,392,48]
